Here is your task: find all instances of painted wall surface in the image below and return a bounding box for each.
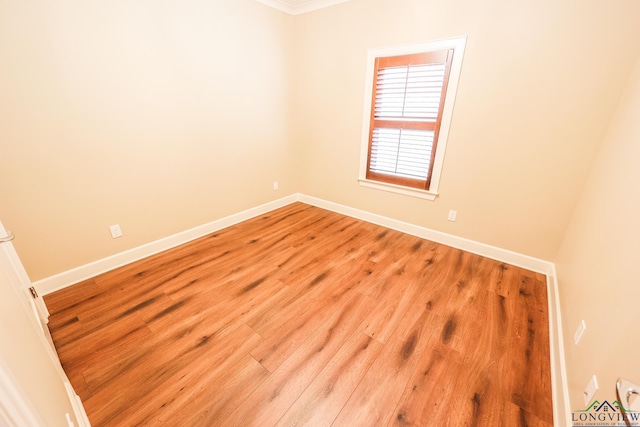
[292,0,640,261]
[0,268,77,426]
[555,58,640,411]
[2,0,640,281]
[1,0,639,421]
[0,0,296,281]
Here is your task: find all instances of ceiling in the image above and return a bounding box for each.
[254,0,350,15]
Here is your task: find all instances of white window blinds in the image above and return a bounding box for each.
[370,128,434,180]
[374,63,447,122]
[367,50,454,189]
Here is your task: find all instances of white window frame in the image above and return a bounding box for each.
[358,36,467,200]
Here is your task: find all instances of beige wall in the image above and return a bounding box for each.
[556,58,640,410]
[293,0,640,261]
[2,0,640,419]
[0,0,296,281]
[0,269,77,426]
[2,0,640,280]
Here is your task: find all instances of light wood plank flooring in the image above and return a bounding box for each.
[45,202,553,426]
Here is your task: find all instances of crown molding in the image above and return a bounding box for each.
[254,0,350,16]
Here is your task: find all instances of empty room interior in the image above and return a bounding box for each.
[1,0,640,426]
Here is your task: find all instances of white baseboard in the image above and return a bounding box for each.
[34,192,568,423]
[36,192,553,293]
[35,194,298,295]
[298,194,569,425]
[548,268,571,427]
[298,194,554,275]
[64,382,91,427]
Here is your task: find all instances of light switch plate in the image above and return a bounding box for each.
[584,375,598,405]
[574,320,586,345]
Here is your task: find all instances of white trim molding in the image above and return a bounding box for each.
[254,0,350,15]
[547,268,572,427]
[35,195,298,296]
[357,179,438,201]
[0,356,44,427]
[63,382,90,427]
[34,193,568,423]
[358,37,467,200]
[300,195,568,424]
[36,193,553,295]
[298,194,553,275]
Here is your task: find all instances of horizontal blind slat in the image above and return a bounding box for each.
[374,62,446,122]
[369,127,434,180]
[368,50,453,184]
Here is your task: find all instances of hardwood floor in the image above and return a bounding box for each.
[44,202,553,426]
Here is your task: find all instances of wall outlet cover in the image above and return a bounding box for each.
[574,320,586,345]
[584,375,598,406]
[109,224,123,239]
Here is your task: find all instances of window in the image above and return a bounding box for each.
[368,51,452,189]
[359,37,466,200]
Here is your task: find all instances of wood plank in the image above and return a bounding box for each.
[222,291,376,426]
[84,322,262,426]
[274,330,384,427]
[389,341,466,426]
[44,203,553,427]
[334,299,441,426]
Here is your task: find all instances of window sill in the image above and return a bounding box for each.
[357,179,438,201]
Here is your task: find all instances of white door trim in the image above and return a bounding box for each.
[0,221,90,427]
[0,356,45,427]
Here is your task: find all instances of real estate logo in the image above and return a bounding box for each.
[572,400,640,426]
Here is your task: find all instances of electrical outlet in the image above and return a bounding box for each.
[109,224,123,239]
[273,181,279,190]
[448,210,457,222]
[574,320,586,345]
[584,375,598,405]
